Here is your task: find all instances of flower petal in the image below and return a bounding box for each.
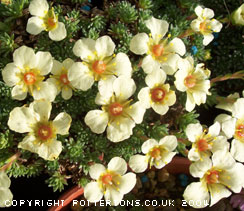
[22,84,33,98]
[138,87,151,109]
[89,164,106,180]
[104,186,123,206]
[35,51,53,75]
[110,53,132,77]
[84,182,103,202]
[18,135,38,154]
[209,184,231,207]
[53,112,72,135]
[85,110,109,134]
[221,117,236,139]
[8,107,36,133]
[183,182,209,208]
[212,151,235,170]
[202,8,215,19]
[151,103,169,115]
[145,68,166,88]
[107,118,135,142]
[95,35,115,58]
[98,75,116,97]
[13,46,37,69]
[0,172,11,188]
[129,155,148,173]
[167,38,186,56]
[29,100,51,122]
[141,55,161,74]
[32,81,57,102]
[194,6,203,18]
[125,102,146,124]
[95,92,112,105]
[0,188,13,208]
[230,139,244,162]
[232,98,244,119]
[188,148,201,161]
[186,92,196,112]
[26,17,45,35]
[61,87,72,100]
[159,135,178,151]
[51,60,63,75]
[2,63,20,86]
[113,76,136,101]
[210,19,223,32]
[130,33,149,55]
[141,139,158,154]
[49,22,67,41]
[185,123,202,142]
[161,53,181,75]
[73,38,96,61]
[189,157,212,178]
[68,62,94,91]
[203,34,214,46]
[37,139,62,160]
[145,17,169,39]
[208,122,220,137]
[29,0,49,17]
[211,136,229,153]
[108,157,127,175]
[118,173,136,194]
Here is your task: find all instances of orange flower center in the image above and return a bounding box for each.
[150,147,161,158]
[200,22,207,31]
[47,17,56,28]
[23,72,36,85]
[151,87,166,102]
[37,125,53,141]
[101,174,113,185]
[152,44,164,57]
[236,123,244,139]
[92,60,106,74]
[184,75,196,88]
[60,74,70,85]
[197,139,209,152]
[109,102,123,116]
[205,170,219,185]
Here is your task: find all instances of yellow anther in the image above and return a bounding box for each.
[113,54,116,57]
[149,33,152,37]
[168,34,171,38]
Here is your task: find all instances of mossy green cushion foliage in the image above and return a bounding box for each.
[0,0,243,193]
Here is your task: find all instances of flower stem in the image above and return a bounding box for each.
[0,151,21,172]
[210,70,244,84]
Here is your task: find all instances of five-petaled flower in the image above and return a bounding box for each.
[130,16,186,75]
[85,76,145,142]
[0,171,13,207]
[174,56,211,112]
[84,157,136,206]
[191,6,223,46]
[72,35,132,96]
[129,136,178,173]
[138,68,176,115]
[47,58,76,100]
[26,0,67,41]
[215,98,244,162]
[2,46,57,101]
[185,122,229,161]
[183,151,244,208]
[8,100,72,160]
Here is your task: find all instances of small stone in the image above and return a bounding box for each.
[141,175,149,183]
[157,168,169,182]
[178,174,188,187]
[147,170,155,179]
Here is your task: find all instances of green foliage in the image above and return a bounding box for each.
[46,172,68,192]
[0,0,243,196]
[176,111,199,131]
